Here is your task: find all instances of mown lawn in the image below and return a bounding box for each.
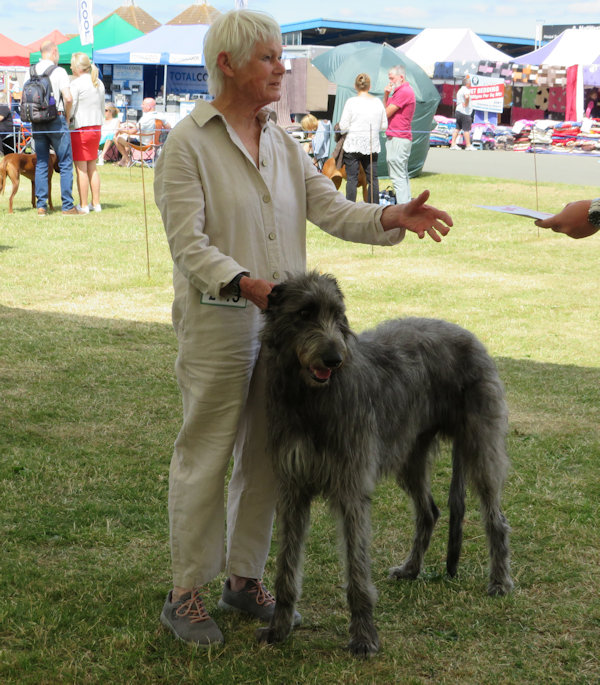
[1,162,599,683]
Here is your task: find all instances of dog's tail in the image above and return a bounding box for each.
[446,381,509,581]
[446,441,466,578]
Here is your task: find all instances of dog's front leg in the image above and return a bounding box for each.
[338,495,380,657]
[256,491,310,646]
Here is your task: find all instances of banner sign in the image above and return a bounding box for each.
[166,66,209,95]
[469,75,505,113]
[114,64,144,80]
[77,0,94,46]
[542,23,600,41]
[130,53,161,64]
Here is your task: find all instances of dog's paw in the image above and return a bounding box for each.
[388,563,419,581]
[487,577,514,596]
[255,626,287,645]
[347,635,380,657]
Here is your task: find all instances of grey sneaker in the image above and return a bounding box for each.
[218,578,301,626]
[160,589,224,647]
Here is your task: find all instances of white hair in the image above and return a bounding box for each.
[203,9,281,98]
[389,65,406,79]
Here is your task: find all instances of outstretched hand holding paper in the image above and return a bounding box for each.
[478,202,599,239]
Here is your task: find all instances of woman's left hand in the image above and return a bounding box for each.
[381,190,453,242]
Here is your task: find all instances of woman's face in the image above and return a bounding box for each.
[228,39,285,106]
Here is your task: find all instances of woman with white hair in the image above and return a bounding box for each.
[154,8,452,648]
[69,52,105,212]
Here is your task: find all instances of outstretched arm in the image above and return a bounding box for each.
[380,190,453,242]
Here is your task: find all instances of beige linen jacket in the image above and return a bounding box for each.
[154,101,405,324]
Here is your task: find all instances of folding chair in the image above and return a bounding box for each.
[130,120,169,168]
[17,123,33,153]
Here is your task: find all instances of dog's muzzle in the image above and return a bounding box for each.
[310,350,344,383]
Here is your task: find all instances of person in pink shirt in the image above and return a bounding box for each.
[383,65,416,203]
[585,88,600,119]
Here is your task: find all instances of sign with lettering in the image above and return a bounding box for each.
[78,0,94,46]
[114,64,144,80]
[469,75,505,114]
[166,66,209,95]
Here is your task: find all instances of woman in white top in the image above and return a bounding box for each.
[70,52,105,212]
[98,104,121,165]
[338,72,388,203]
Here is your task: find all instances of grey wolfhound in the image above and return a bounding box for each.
[256,272,513,656]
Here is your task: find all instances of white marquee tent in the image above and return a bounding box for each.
[397,28,511,77]
[513,28,600,66]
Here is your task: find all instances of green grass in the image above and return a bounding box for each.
[1,163,599,683]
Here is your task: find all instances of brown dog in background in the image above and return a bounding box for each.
[0,153,59,213]
[321,157,369,203]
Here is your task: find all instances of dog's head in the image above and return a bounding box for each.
[263,271,353,388]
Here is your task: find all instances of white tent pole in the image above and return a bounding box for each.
[163,63,167,112]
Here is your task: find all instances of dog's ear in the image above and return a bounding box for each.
[266,282,286,311]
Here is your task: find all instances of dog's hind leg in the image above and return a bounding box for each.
[389,435,440,581]
[256,492,311,646]
[337,494,380,657]
[8,170,20,214]
[446,443,466,578]
[481,498,513,596]
[464,421,513,596]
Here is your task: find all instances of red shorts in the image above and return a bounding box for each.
[71,125,102,162]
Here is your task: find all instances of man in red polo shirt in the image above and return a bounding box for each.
[384,65,416,203]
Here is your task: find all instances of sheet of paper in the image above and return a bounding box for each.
[476,205,553,220]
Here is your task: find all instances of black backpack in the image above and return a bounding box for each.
[20,65,59,124]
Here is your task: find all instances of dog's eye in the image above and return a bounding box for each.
[299,309,311,319]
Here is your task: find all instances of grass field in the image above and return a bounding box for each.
[1,162,599,684]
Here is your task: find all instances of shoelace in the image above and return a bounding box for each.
[175,587,211,623]
[248,579,276,607]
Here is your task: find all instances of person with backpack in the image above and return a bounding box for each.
[27,41,81,216]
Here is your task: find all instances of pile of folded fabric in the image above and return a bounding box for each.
[429,115,455,147]
[550,121,581,151]
[511,119,533,151]
[573,119,600,153]
[494,126,515,150]
[427,114,600,155]
[530,120,557,151]
[471,122,497,149]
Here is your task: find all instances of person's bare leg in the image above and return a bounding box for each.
[74,160,89,207]
[88,160,100,206]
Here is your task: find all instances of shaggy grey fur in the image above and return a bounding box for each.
[256,272,513,656]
